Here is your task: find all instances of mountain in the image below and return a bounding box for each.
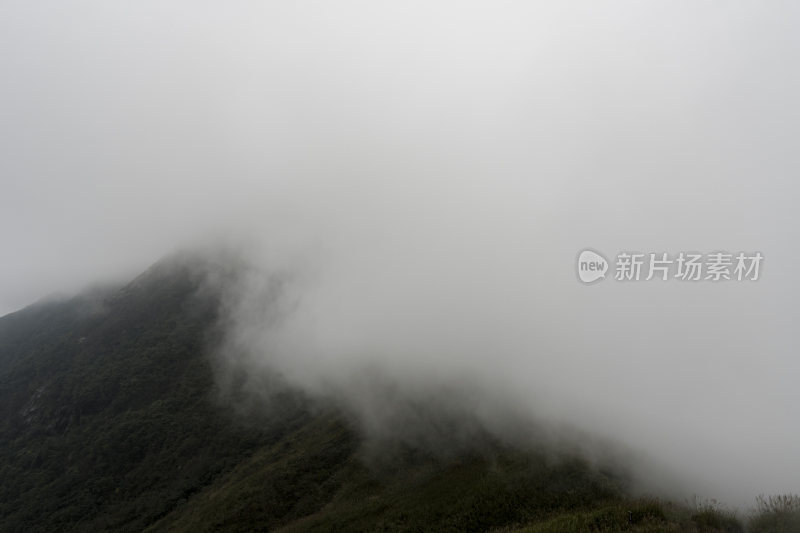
[0,254,782,532]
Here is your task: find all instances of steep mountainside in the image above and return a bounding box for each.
[0,255,762,532]
[0,256,321,531]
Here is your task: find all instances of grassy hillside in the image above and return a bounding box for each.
[0,255,316,532]
[0,255,794,532]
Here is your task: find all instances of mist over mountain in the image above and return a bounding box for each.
[3,253,793,532]
[0,254,634,532]
[2,1,800,531]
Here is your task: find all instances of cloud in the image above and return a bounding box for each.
[2,0,799,506]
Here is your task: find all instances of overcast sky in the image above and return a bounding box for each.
[2,1,799,506]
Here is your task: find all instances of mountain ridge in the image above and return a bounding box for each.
[0,254,782,532]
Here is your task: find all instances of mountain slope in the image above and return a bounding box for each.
[0,255,757,532]
[0,255,321,532]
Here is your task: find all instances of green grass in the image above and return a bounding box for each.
[508,499,672,532]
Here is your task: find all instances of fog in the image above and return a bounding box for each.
[2,1,799,507]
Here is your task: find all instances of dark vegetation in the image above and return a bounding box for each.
[748,495,800,533]
[0,255,796,532]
